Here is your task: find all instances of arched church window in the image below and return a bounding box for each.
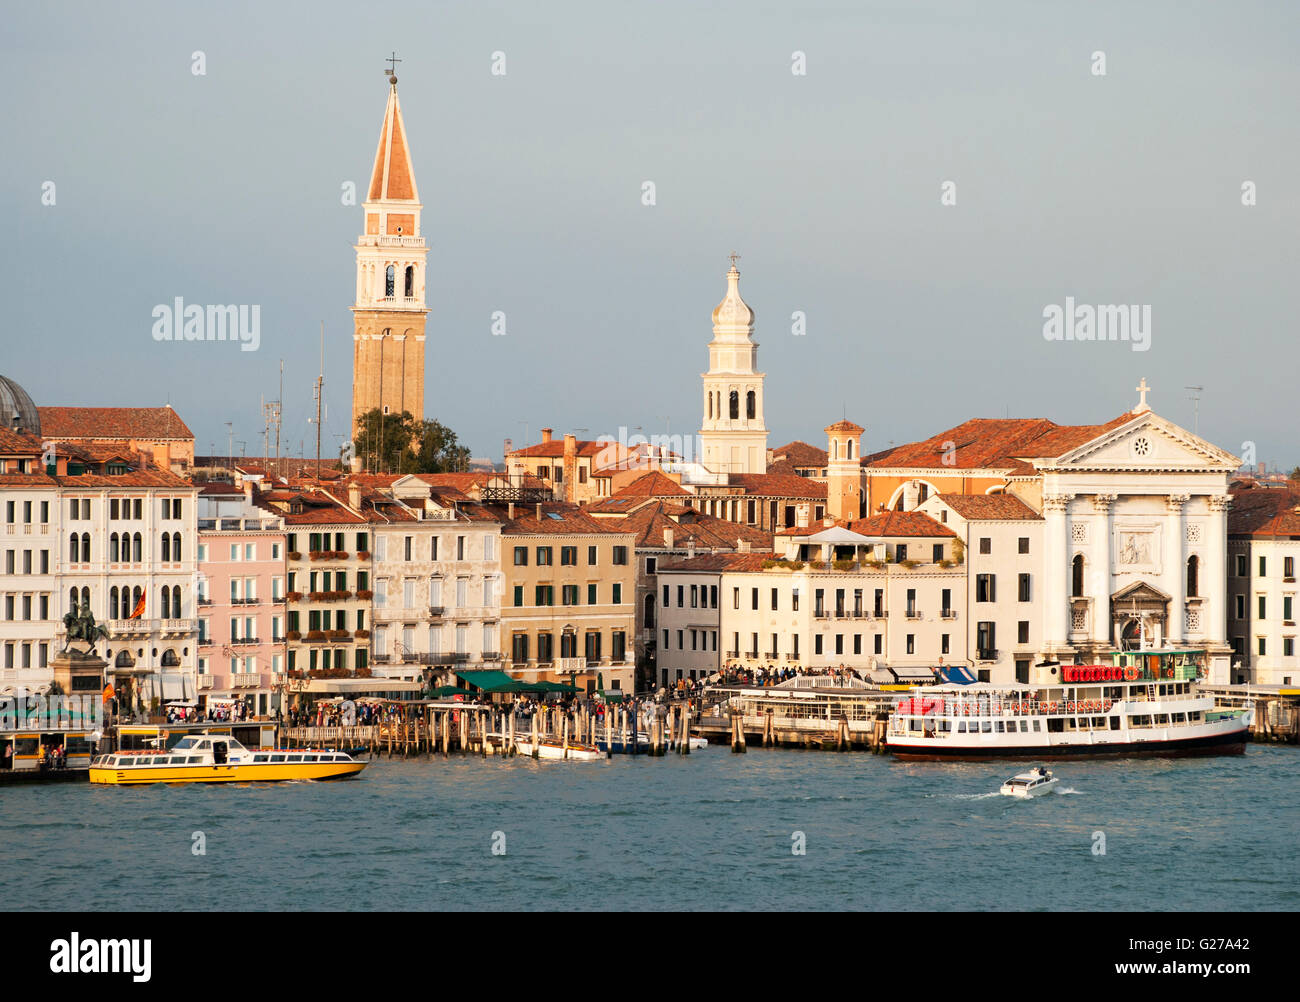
[173,533,182,561]
[109,586,120,620]
[1072,554,1085,597]
[404,266,414,298]
[82,533,91,562]
[746,390,756,419]
[385,265,395,298]
[132,533,142,562]
[707,393,713,420]
[847,440,855,460]
[1186,555,1199,598]
[831,440,838,460]
[161,534,170,562]
[729,391,739,420]
[69,534,80,563]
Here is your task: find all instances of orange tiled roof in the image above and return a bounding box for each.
[863,413,1135,470]
[937,493,1043,521]
[768,440,827,468]
[607,500,774,551]
[657,553,772,573]
[508,439,610,460]
[491,502,634,536]
[1228,485,1300,537]
[609,471,691,499]
[38,406,194,442]
[727,473,828,499]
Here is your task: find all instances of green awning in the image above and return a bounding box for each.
[427,685,478,698]
[455,670,516,692]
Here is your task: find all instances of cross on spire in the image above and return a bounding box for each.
[1135,376,1151,412]
[385,51,401,79]
[728,251,741,271]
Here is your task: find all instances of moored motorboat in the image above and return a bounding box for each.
[88,734,366,784]
[511,737,604,761]
[1000,767,1057,798]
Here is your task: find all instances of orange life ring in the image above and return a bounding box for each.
[1125,667,1138,681]
[1103,700,1112,711]
[1165,667,1174,679]
[1049,701,1058,714]
[1066,700,1075,713]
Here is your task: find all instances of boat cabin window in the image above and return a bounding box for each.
[118,757,135,766]
[195,740,211,749]
[269,754,285,763]
[303,754,319,761]
[1154,713,1169,724]
[173,737,197,750]
[1189,711,1201,722]
[995,721,1005,733]
[1110,716,1121,730]
[957,721,966,733]
[980,721,992,733]
[1130,715,1152,727]
[253,754,268,763]
[1172,712,1186,724]
[1032,720,1041,732]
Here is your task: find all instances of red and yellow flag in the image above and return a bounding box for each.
[127,593,146,620]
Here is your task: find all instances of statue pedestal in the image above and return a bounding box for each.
[50,649,107,698]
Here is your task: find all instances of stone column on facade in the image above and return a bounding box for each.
[1205,494,1231,651]
[1043,494,1073,650]
[1091,494,1117,646]
[1164,494,1190,645]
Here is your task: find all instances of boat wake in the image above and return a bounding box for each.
[1053,786,1083,795]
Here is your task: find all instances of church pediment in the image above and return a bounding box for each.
[1111,580,1171,604]
[1036,413,1240,473]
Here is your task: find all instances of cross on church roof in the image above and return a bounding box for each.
[1135,376,1151,412]
[728,251,741,270]
[385,51,401,82]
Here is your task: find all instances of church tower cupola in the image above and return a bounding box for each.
[825,419,865,522]
[351,59,430,441]
[699,254,767,475]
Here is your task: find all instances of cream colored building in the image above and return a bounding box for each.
[698,260,767,476]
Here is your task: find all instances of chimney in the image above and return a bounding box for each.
[348,484,361,511]
[737,538,751,553]
[350,456,361,474]
[663,527,675,549]
[563,434,578,503]
[508,502,515,520]
[902,480,921,512]
[536,503,542,520]
[687,538,696,558]
[541,428,553,443]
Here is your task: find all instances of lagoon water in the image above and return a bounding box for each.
[3,744,1297,911]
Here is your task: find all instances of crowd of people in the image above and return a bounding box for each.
[165,701,254,724]
[716,663,862,687]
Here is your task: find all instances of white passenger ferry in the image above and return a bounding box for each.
[887,649,1250,761]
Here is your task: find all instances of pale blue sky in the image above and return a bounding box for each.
[4,1,1297,466]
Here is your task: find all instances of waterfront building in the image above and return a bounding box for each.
[496,502,636,693]
[262,483,375,681]
[505,430,631,506]
[587,494,773,687]
[363,474,505,679]
[195,481,287,717]
[0,376,199,706]
[1227,483,1300,685]
[351,70,428,437]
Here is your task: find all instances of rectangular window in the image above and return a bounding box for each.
[979,537,991,555]
[1018,621,1030,644]
[1258,595,1267,620]
[611,546,628,565]
[587,583,597,605]
[932,543,943,562]
[561,546,577,566]
[588,545,598,565]
[514,546,528,566]
[814,635,823,655]
[513,585,524,607]
[612,583,622,604]
[906,634,914,655]
[941,633,950,654]
[537,546,552,566]
[457,536,465,561]
[771,588,779,611]
[430,536,439,561]
[976,574,996,602]
[1236,554,1247,577]
[1018,537,1030,554]
[1286,557,1295,579]
[751,588,759,611]
[1018,573,1031,602]
[1260,556,1267,577]
[873,634,882,655]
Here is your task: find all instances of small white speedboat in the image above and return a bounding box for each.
[999,767,1057,799]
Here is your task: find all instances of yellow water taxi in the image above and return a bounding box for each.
[88,734,366,785]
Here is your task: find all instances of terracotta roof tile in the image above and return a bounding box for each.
[863,413,1135,470]
[1228,486,1300,537]
[657,553,771,573]
[38,406,194,442]
[778,510,955,538]
[936,493,1043,521]
[726,473,827,498]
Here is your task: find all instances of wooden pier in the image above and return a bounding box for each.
[284,701,696,758]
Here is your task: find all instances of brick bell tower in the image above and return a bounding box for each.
[351,64,428,440]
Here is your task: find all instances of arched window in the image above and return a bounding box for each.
[132,533,142,562]
[81,533,91,562]
[115,650,134,667]
[160,587,169,619]
[644,593,656,629]
[707,393,713,420]
[109,533,119,563]
[69,587,78,612]
[1072,554,1085,597]
[1186,555,1199,598]
[729,391,739,420]
[746,390,756,419]
[161,649,180,667]
[385,265,395,298]
[173,585,183,617]
[69,534,80,562]
[847,440,855,460]
[109,587,119,619]
[173,533,181,561]
[404,265,414,298]
[80,587,90,612]
[161,534,170,561]
[831,439,838,460]
[132,586,143,613]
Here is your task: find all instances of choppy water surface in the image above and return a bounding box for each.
[2,745,1296,911]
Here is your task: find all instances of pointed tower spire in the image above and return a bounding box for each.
[351,61,430,443]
